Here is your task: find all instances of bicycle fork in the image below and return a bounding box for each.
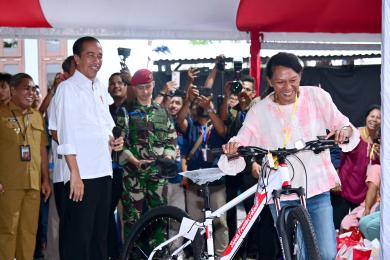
[201,184,216,260]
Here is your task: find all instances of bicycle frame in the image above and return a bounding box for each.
[218,170,281,259]
[147,168,284,260]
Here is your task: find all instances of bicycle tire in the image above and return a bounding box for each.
[276,206,293,260]
[285,205,321,260]
[120,205,202,260]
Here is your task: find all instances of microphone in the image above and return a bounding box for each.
[112,126,122,163]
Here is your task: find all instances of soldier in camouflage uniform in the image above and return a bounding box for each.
[117,69,177,237]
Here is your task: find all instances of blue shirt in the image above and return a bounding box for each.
[184,117,225,171]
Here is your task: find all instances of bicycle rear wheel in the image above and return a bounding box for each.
[121,205,201,260]
[285,205,321,260]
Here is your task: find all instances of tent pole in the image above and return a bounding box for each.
[249,32,262,96]
[381,0,389,258]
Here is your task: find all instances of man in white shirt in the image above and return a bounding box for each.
[54,36,123,260]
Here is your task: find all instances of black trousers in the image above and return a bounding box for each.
[107,168,123,259]
[226,173,281,259]
[62,176,112,260]
[53,182,65,259]
[331,193,359,230]
[225,173,257,240]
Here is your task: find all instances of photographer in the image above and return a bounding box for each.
[107,72,129,259]
[176,84,228,257]
[220,75,280,258]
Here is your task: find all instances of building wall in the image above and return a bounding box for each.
[0,38,68,97]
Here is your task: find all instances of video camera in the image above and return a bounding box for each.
[117,47,131,70]
[230,58,243,95]
[216,55,226,71]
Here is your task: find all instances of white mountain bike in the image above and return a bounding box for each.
[121,138,339,260]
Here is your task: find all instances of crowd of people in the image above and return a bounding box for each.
[0,36,382,260]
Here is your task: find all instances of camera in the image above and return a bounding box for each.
[230,57,243,95]
[216,56,225,71]
[198,86,212,97]
[233,58,243,72]
[117,47,131,70]
[230,81,243,95]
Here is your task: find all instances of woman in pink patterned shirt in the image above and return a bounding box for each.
[222,52,360,260]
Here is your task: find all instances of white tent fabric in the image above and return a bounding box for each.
[0,0,381,49]
[0,0,247,40]
[381,0,389,258]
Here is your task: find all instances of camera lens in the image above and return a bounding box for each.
[230,81,242,95]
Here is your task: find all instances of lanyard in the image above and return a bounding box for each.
[277,95,298,148]
[11,110,29,145]
[200,125,211,145]
[369,143,376,162]
[239,111,247,123]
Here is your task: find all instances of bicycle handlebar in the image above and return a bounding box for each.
[237,137,347,159]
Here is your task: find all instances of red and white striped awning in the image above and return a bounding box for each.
[0,0,381,42]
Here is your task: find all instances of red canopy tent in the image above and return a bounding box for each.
[236,0,381,95]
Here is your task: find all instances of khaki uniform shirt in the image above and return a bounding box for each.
[0,102,48,191]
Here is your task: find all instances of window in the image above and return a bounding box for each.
[45,39,60,54]
[3,39,18,54]
[3,64,20,74]
[0,38,23,57]
[46,63,62,88]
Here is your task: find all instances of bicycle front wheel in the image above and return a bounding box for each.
[285,205,321,260]
[121,205,201,260]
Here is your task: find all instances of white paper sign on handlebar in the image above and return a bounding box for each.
[217,154,246,176]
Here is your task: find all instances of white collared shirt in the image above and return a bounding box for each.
[47,99,63,183]
[55,70,115,183]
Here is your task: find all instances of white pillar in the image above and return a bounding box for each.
[24,39,39,84]
[381,0,390,258]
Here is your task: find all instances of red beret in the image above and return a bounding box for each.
[130,69,153,86]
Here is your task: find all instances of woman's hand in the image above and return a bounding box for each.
[328,126,352,144]
[251,161,261,179]
[362,208,371,217]
[222,141,240,155]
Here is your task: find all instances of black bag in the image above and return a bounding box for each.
[155,157,177,179]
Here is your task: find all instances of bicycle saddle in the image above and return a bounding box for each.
[179,168,226,185]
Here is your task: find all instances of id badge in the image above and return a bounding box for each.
[20,145,31,161]
[202,146,208,161]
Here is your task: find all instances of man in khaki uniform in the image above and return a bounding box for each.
[0,73,51,260]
